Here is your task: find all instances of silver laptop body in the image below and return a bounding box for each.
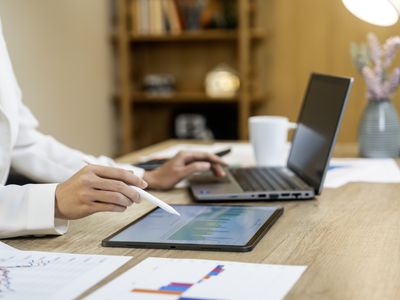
[190,73,353,201]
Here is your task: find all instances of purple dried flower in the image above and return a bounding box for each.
[351,33,400,101]
[383,36,400,69]
[387,67,400,95]
[367,33,382,75]
[361,66,383,99]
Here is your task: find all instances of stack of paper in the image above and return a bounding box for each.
[325,158,400,188]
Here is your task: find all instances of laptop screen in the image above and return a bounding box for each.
[287,73,353,193]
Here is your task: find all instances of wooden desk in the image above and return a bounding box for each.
[3,141,400,299]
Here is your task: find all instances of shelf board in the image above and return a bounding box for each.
[132,92,238,103]
[111,29,265,43]
[113,92,265,104]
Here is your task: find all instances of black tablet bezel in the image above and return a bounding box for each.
[102,204,284,252]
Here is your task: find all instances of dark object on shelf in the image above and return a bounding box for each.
[179,0,207,30]
[221,0,238,29]
[142,74,176,96]
[176,0,238,30]
[171,103,239,140]
[199,0,238,29]
[175,113,214,139]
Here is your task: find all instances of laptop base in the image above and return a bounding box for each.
[190,170,315,201]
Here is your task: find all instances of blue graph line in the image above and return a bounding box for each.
[328,164,349,171]
[0,257,51,294]
[0,267,13,294]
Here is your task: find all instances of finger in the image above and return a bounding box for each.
[91,177,141,203]
[179,152,227,166]
[91,190,135,207]
[180,161,211,178]
[211,163,226,177]
[87,165,147,188]
[91,202,127,213]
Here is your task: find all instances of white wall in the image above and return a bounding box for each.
[0,0,115,156]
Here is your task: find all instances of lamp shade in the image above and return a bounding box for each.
[342,0,400,26]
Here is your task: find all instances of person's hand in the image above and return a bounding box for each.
[143,151,227,190]
[55,165,147,220]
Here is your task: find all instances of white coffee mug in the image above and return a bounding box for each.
[249,116,297,167]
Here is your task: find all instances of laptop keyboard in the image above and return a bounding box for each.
[230,167,310,192]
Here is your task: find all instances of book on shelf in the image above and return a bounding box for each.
[131,0,180,35]
[163,0,183,34]
[130,0,237,35]
[138,0,149,33]
[150,0,164,34]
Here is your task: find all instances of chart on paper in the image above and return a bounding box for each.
[0,250,130,300]
[131,264,224,299]
[87,257,307,300]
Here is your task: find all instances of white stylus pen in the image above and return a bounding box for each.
[83,158,180,216]
[130,186,180,216]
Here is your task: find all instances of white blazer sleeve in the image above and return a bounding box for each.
[2,105,144,238]
[11,101,144,183]
[5,102,144,237]
[0,184,68,238]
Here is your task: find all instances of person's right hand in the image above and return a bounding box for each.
[54,164,147,220]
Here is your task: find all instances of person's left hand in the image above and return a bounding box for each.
[143,151,227,190]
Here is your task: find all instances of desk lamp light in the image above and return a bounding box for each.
[342,0,400,26]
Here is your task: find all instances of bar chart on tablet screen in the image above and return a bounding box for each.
[168,207,243,242]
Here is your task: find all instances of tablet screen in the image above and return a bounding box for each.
[106,205,281,247]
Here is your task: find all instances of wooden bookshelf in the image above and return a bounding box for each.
[130,29,265,42]
[132,92,238,103]
[113,0,266,153]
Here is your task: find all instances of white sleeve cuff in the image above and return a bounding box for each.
[27,183,68,236]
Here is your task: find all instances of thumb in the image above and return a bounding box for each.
[180,161,211,177]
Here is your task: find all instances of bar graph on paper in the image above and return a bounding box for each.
[0,251,129,300]
[131,264,225,300]
[87,257,307,300]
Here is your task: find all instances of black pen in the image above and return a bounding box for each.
[134,147,231,170]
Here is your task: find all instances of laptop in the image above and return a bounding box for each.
[190,73,353,201]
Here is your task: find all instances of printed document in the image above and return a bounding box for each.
[0,247,130,300]
[86,257,306,300]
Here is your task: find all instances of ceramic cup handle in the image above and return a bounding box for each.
[288,122,297,130]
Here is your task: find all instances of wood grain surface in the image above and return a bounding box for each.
[3,141,400,299]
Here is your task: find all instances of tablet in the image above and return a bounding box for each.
[102,205,283,252]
